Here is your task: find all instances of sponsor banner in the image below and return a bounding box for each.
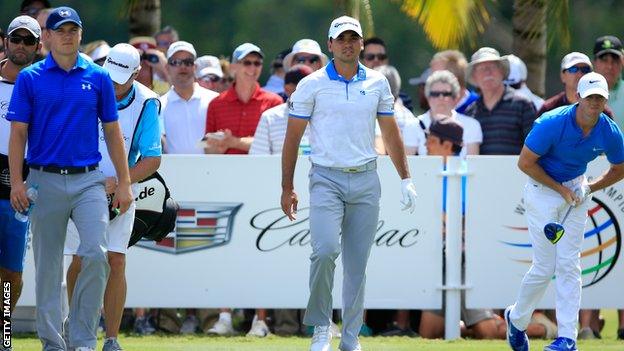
[19,155,444,308]
[466,156,624,308]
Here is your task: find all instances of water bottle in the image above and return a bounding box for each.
[15,187,38,222]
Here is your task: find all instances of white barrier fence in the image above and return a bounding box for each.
[16,155,624,337]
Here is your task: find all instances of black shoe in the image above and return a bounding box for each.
[617,328,624,340]
[380,325,418,337]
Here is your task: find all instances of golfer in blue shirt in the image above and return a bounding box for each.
[7,7,133,351]
[505,72,624,351]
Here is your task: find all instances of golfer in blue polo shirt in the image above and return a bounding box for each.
[505,72,624,351]
[281,15,418,351]
[7,7,133,351]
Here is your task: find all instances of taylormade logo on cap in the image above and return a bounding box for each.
[328,15,363,39]
[103,43,140,85]
[577,72,609,99]
[106,57,130,69]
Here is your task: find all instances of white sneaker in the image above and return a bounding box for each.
[207,318,235,336]
[180,315,199,334]
[310,325,332,351]
[247,318,270,337]
[330,321,342,338]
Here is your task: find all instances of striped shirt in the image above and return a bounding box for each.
[249,103,311,155]
[464,86,536,155]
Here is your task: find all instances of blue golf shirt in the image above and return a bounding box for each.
[525,104,624,182]
[7,53,118,167]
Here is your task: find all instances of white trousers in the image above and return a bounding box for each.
[509,175,590,340]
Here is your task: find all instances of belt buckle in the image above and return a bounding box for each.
[344,167,360,173]
[60,168,69,175]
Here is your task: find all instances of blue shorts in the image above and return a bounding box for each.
[0,199,29,272]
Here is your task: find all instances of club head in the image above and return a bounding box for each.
[543,222,565,244]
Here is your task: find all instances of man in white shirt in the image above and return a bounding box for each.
[160,41,218,154]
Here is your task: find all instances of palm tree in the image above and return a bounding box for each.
[125,0,161,38]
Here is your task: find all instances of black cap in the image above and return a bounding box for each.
[284,64,313,85]
[594,35,623,58]
[429,117,463,147]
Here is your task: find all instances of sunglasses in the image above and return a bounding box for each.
[428,91,454,98]
[565,66,592,74]
[8,35,38,46]
[295,55,320,64]
[201,75,221,83]
[168,58,194,67]
[241,60,262,67]
[94,57,106,66]
[362,53,387,61]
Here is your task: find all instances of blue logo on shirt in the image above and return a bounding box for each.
[360,90,366,95]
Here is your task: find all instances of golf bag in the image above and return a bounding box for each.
[109,171,179,247]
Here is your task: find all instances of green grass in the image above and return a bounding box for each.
[11,310,624,351]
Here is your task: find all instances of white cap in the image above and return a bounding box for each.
[195,55,223,79]
[89,43,110,62]
[283,39,329,70]
[7,15,41,38]
[504,54,527,85]
[166,41,197,60]
[103,43,140,84]
[561,52,592,71]
[328,15,363,39]
[232,43,263,63]
[577,72,609,99]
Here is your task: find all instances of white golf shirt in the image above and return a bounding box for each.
[159,83,218,154]
[288,62,394,167]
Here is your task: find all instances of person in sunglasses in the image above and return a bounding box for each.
[593,36,624,129]
[464,47,536,155]
[160,41,218,154]
[195,54,224,92]
[361,37,414,112]
[204,43,282,155]
[283,39,328,72]
[8,7,133,351]
[0,16,41,348]
[537,52,613,119]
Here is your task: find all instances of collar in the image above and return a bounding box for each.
[325,59,367,82]
[117,84,136,110]
[44,53,89,71]
[501,85,515,101]
[168,83,204,102]
[222,82,262,102]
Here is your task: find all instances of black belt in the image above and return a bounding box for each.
[30,164,98,175]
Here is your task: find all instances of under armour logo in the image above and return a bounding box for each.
[59,9,71,17]
[82,83,92,90]
[360,90,366,95]
[60,169,68,175]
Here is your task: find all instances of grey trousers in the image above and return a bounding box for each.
[303,164,380,351]
[28,169,110,350]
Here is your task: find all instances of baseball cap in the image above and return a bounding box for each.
[283,39,328,70]
[408,68,431,86]
[46,6,82,31]
[328,15,363,39]
[7,15,41,38]
[284,64,313,85]
[560,52,592,71]
[231,43,263,63]
[504,54,527,85]
[593,35,623,58]
[129,36,156,51]
[577,72,609,99]
[167,41,197,60]
[195,55,223,79]
[429,117,463,146]
[103,43,140,85]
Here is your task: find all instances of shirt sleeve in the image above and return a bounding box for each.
[98,72,119,123]
[135,98,162,159]
[288,78,315,119]
[605,123,624,164]
[524,116,554,156]
[206,99,217,132]
[377,77,394,116]
[7,71,33,123]
[249,114,271,155]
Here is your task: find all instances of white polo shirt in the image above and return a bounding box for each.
[288,62,394,167]
[159,83,218,154]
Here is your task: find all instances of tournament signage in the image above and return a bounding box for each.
[18,155,444,308]
[465,156,624,308]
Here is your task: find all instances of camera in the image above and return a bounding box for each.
[142,53,159,64]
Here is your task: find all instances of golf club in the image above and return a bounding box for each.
[543,204,573,244]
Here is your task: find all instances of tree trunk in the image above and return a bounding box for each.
[128,0,161,38]
[512,0,546,97]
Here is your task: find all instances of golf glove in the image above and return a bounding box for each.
[400,178,418,213]
[575,183,592,206]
